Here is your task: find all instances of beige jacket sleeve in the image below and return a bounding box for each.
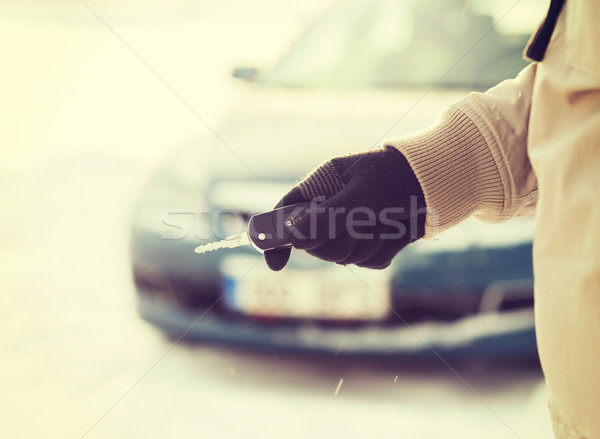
[385,63,538,238]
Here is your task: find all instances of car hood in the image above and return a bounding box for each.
[207,83,467,181]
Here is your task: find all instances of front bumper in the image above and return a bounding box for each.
[137,289,538,361]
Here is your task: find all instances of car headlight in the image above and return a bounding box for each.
[132,179,212,242]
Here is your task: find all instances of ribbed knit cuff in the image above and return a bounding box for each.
[385,107,504,238]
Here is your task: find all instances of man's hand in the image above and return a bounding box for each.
[264,146,426,271]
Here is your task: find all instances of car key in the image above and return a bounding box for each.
[194,202,312,254]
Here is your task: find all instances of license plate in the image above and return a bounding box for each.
[221,255,391,321]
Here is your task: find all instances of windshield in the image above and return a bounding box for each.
[259,0,536,89]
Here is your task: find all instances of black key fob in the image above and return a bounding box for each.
[247,202,312,252]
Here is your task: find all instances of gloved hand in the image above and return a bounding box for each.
[264,146,426,271]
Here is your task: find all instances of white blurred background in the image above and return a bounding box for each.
[1,1,553,438]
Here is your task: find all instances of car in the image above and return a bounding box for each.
[130,0,541,361]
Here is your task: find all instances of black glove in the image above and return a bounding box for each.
[264,146,426,271]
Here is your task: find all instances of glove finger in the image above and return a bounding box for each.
[274,157,345,209]
[263,247,292,271]
[275,186,309,208]
[337,227,387,266]
[305,230,358,263]
[264,173,344,269]
[355,238,408,270]
[287,190,354,250]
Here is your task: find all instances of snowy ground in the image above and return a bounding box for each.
[1,1,554,438]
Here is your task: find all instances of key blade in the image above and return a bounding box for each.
[194,233,251,254]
